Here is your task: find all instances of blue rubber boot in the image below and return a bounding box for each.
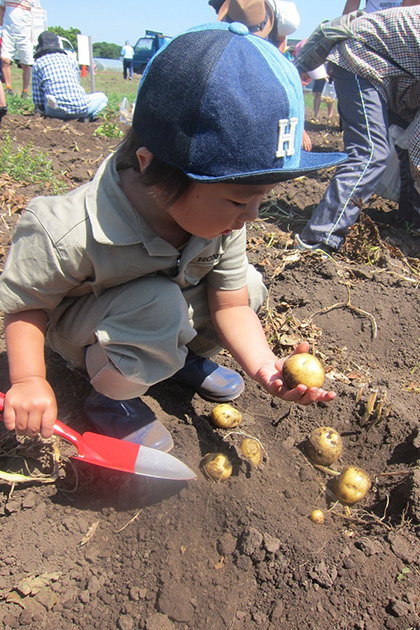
[84,390,173,452]
[172,351,244,402]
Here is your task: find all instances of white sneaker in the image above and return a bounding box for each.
[295,234,333,257]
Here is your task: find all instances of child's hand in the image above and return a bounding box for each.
[255,343,336,406]
[3,378,57,438]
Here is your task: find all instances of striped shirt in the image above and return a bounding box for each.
[32,53,89,116]
[328,6,420,179]
[328,7,420,122]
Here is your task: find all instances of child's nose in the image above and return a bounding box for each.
[242,201,260,222]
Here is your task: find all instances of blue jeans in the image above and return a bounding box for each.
[301,65,390,250]
[44,92,108,121]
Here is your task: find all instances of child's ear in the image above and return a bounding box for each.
[136,147,154,173]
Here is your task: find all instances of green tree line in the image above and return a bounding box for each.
[49,26,122,59]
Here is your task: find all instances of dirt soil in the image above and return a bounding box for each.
[0,111,420,630]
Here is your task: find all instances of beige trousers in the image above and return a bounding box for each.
[47,265,267,399]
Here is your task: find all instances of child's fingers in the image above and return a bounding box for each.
[9,405,56,439]
[278,386,336,406]
[40,408,57,439]
[2,406,17,432]
[14,407,40,437]
[290,341,310,356]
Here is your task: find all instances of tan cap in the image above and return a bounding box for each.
[217,0,275,39]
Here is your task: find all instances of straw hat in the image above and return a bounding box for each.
[217,0,275,39]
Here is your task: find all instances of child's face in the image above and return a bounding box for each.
[167,182,274,239]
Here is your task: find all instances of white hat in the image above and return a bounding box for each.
[266,0,300,37]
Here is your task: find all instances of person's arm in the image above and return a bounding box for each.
[402,0,420,5]
[3,311,57,438]
[31,65,44,110]
[302,129,312,151]
[0,4,5,27]
[208,285,336,405]
[342,0,361,13]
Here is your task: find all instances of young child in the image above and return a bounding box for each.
[0,22,346,450]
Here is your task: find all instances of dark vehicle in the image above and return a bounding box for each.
[132,30,172,74]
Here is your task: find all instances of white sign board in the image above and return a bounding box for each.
[77,34,91,66]
[32,8,48,44]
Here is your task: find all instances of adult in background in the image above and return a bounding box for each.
[0,0,34,99]
[210,0,312,149]
[294,7,420,253]
[121,40,134,80]
[32,31,108,122]
[310,65,336,123]
[214,0,300,53]
[342,0,420,222]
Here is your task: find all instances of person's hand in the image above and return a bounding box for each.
[301,129,312,151]
[254,342,336,406]
[2,378,57,439]
[299,72,311,86]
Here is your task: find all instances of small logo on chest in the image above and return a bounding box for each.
[196,254,222,262]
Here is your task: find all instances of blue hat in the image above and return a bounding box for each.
[133,22,346,183]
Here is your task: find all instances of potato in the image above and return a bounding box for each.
[310,509,325,524]
[210,403,242,429]
[306,426,343,466]
[334,466,371,505]
[282,353,325,389]
[201,453,232,482]
[240,438,262,466]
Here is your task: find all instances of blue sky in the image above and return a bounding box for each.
[40,0,342,47]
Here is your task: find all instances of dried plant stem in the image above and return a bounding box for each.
[313,464,340,477]
[308,284,378,339]
[115,510,142,533]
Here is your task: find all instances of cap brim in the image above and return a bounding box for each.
[183,150,348,184]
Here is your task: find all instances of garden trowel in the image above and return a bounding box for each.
[0,393,196,481]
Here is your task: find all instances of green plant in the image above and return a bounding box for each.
[49,26,81,51]
[0,133,66,193]
[396,567,410,582]
[92,41,121,59]
[94,115,123,139]
[105,92,137,116]
[5,93,34,115]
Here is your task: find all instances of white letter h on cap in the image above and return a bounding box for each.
[276,117,298,158]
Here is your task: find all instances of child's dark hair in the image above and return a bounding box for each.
[115,126,195,205]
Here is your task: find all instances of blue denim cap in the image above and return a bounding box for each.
[133,22,347,184]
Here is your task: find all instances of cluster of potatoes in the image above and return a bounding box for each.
[305,426,371,508]
[201,404,263,482]
[282,352,372,511]
[201,353,371,512]
[201,352,326,482]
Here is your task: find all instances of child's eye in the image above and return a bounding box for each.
[231,201,247,208]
